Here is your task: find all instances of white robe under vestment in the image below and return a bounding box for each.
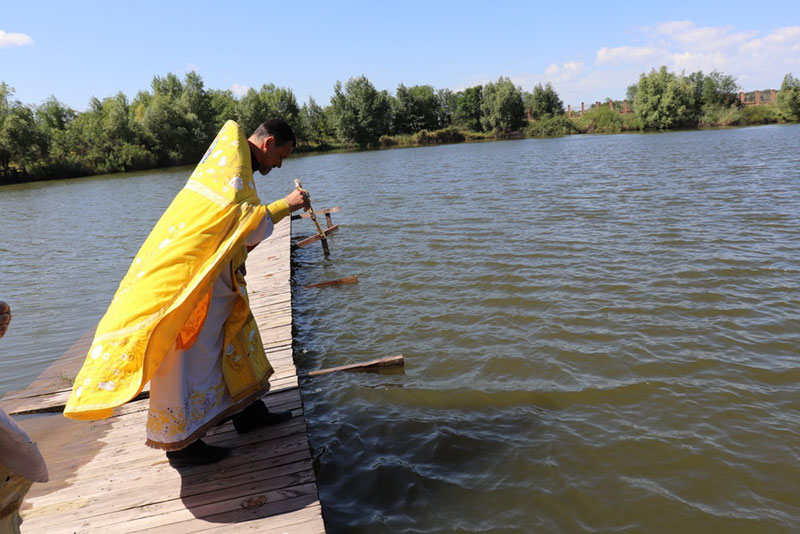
[145,214,274,449]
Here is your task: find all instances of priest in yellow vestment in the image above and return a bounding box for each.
[64,119,307,466]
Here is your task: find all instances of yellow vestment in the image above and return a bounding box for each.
[64,121,282,420]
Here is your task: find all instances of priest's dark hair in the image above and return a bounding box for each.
[251,119,296,148]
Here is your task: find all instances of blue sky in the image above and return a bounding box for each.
[2,0,799,112]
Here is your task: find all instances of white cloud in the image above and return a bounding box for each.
[0,30,33,47]
[668,51,732,73]
[507,61,585,91]
[596,46,662,65]
[651,20,693,35]
[544,61,585,81]
[477,21,799,106]
[230,83,250,97]
[652,21,755,52]
[763,26,800,44]
[607,21,800,89]
[185,64,200,73]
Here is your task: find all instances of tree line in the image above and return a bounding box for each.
[527,68,800,137]
[1,68,799,182]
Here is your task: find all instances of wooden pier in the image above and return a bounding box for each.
[1,217,326,533]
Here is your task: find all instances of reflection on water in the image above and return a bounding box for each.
[2,125,800,532]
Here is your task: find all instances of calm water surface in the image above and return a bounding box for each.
[2,125,799,533]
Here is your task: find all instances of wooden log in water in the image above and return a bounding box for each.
[303,275,358,289]
[305,355,404,378]
[294,225,339,248]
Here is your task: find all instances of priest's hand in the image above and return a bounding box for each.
[285,188,310,212]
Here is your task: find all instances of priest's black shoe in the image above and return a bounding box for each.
[232,400,292,434]
[166,439,230,467]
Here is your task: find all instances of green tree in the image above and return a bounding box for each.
[633,66,697,129]
[0,83,44,171]
[701,71,739,107]
[181,72,213,119]
[626,83,638,105]
[151,73,184,100]
[100,92,135,142]
[684,70,740,117]
[48,93,155,174]
[330,76,391,147]
[0,82,10,116]
[34,96,75,158]
[454,85,483,131]
[301,97,332,145]
[127,72,216,166]
[686,70,706,116]
[525,82,564,120]
[393,83,440,134]
[0,82,15,170]
[138,92,194,165]
[235,88,273,136]
[131,90,152,123]
[48,99,103,174]
[260,84,300,125]
[480,77,526,132]
[777,73,800,120]
[234,84,301,137]
[209,89,237,125]
[436,88,457,129]
[36,96,75,132]
[179,71,217,148]
[100,92,157,170]
[0,106,41,171]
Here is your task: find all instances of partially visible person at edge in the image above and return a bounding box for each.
[62,119,309,467]
[0,301,49,533]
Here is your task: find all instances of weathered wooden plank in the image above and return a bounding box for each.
[38,396,306,477]
[28,448,313,511]
[43,480,319,534]
[25,459,316,529]
[34,434,313,508]
[134,503,324,534]
[27,484,320,534]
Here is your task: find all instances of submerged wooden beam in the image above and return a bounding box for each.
[303,275,358,289]
[294,225,339,248]
[306,355,404,377]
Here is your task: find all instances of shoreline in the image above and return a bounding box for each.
[2,120,797,188]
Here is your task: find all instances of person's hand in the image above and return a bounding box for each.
[0,301,11,339]
[285,188,310,212]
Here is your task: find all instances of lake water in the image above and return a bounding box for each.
[2,125,799,532]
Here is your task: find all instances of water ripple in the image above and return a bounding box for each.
[292,125,800,533]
